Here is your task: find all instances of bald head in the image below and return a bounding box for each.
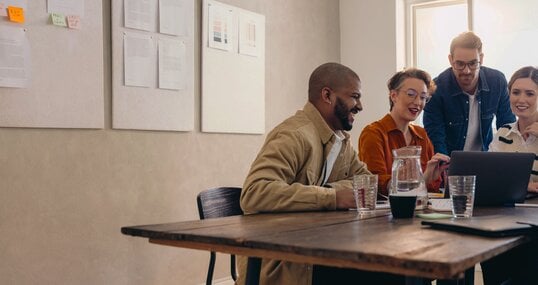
[308,63,360,103]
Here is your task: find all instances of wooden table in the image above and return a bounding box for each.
[122,207,538,284]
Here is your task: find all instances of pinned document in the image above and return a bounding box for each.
[67,15,81,29]
[7,6,24,23]
[51,12,67,27]
[0,26,31,88]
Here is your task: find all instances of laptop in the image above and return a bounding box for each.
[447,151,534,206]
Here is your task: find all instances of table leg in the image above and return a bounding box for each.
[463,267,475,285]
[436,267,475,285]
[245,257,262,285]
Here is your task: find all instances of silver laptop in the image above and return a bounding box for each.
[447,151,534,206]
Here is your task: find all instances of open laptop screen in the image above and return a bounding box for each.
[447,151,534,206]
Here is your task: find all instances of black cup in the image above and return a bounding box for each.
[389,195,417,218]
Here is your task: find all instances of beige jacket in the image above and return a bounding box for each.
[238,102,370,285]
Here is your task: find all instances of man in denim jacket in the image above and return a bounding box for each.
[423,31,515,155]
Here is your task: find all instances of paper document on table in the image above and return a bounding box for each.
[349,203,390,211]
[428,199,452,212]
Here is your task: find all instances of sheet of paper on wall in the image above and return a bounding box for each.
[123,32,153,88]
[47,0,84,18]
[7,6,24,23]
[124,0,156,32]
[207,3,233,51]
[0,0,28,17]
[159,0,188,36]
[158,38,185,90]
[51,12,67,27]
[0,26,31,88]
[66,15,81,30]
[239,12,262,57]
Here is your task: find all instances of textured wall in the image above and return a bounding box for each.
[340,0,401,148]
[0,0,341,284]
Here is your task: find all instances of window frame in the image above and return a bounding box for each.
[405,0,473,69]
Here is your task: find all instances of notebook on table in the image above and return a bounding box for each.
[421,215,536,237]
[447,151,534,207]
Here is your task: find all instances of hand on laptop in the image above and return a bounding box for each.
[424,153,450,184]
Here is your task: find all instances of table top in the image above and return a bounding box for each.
[122,207,538,279]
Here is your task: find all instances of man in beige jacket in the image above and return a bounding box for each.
[239,63,403,285]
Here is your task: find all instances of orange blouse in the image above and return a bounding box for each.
[358,114,441,197]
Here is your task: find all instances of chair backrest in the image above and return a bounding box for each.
[197,187,243,283]
[197,187,243,220]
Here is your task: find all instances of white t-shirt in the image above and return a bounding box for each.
[463,93,483,151]
[321,131,344,185]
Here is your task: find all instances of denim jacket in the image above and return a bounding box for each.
[423,66,515,155]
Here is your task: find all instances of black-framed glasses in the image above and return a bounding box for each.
[452,60,480,71]
[400,88,431,104]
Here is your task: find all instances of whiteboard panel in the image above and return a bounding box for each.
[111,0,195,131]
[0,1,104,129]
[202,0,265,134]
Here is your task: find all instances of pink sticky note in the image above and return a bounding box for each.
[67,15,81,30]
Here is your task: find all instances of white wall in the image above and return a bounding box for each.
[0,0,341,284]
[340,0,404,149]
[1,0,409,284]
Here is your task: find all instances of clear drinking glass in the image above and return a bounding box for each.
[353,174,378,212]
[448,175,476,218]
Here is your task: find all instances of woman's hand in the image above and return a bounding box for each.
[528,181,538,193]
[522,122,538,137]
[424,153,451,183]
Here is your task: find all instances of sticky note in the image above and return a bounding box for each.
[51,13,67,27]
[7,6,24,23]
[67,15,81,30]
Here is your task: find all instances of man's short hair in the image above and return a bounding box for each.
[450,31,483,55]
[308,63,360,102]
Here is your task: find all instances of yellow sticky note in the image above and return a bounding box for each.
[51,13,67,27]
[7,6,24,23]
[67,15,81,30]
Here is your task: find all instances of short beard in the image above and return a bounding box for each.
[335,97,353,131]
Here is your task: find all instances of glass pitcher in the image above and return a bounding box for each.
[390,146,428,209]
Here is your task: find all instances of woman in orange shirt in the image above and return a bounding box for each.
[359,68,450,198]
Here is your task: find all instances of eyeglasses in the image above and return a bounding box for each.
[400,88,431,104]
[452,60,480,71]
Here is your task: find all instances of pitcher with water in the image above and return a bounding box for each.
[390,146,428,209]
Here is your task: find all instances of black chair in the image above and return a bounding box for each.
[197,187,243,285]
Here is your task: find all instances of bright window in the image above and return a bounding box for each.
[406,0,469,125]
[406,0,538,126]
